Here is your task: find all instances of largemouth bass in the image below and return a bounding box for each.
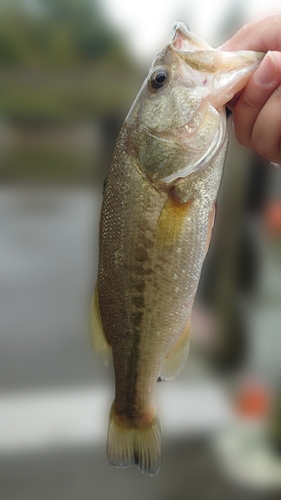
[91,22,263,476]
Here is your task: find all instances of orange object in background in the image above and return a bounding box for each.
[263,201,281,236]
[235,380,271,419]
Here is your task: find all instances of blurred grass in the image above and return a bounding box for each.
[4,147,90,183]
[0,65,140,120]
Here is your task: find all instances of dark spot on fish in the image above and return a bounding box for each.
[131,278,145,294]
[132,295,145,309]
[131,262,146,275]
[136,246,149,263]
[145,238,154,249]
[131,310,143,327]
[114,399,139,421]
[145,267,153,275]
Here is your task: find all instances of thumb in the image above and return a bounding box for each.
[231,51,281,158]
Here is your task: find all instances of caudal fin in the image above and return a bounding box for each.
[107,402,162,476]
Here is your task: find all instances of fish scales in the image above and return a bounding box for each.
[91,22,264,475]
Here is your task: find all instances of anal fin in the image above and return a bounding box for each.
[90,286,111,366]
[159,322,191,382]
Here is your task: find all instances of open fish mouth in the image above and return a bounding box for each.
[171,21,264,109]
[172,21,264,71]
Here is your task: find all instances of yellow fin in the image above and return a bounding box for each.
[159,322,191,382]
[90,286,111,366]
[107,402,162,476]
[156,191,193,252]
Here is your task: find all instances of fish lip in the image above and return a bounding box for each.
[172,22,213,51]
[172,22,264,64]
[171,23,264,80]
[173,43,264,77]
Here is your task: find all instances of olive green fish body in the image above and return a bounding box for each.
[91,23,264,475]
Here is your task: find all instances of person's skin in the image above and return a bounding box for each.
[221,14,281,165]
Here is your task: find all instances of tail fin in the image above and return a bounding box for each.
[107,402,162,476]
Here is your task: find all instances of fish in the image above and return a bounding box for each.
[90,22,264,476]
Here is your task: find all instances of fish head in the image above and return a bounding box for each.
[126,22,264,184]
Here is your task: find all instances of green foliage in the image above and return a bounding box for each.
[0,0,140,121]
[0,0,130,68]
[0,0,142,182]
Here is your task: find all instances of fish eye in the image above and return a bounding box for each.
[150,69,169,90]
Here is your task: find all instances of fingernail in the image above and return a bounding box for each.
[255,52,278,85]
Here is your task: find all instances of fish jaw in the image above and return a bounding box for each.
[172,22,264,108]
[172,22,214,51]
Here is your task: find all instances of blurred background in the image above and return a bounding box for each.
[0,0,281,498]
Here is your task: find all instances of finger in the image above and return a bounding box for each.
[251,83,281,164]
[221,14,281,52]
[232,52,281,149]
[226,90,242,112]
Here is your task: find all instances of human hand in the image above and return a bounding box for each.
[222,14,281,164]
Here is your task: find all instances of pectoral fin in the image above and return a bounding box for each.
[159,321,191,382]
[90,286,111,366]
